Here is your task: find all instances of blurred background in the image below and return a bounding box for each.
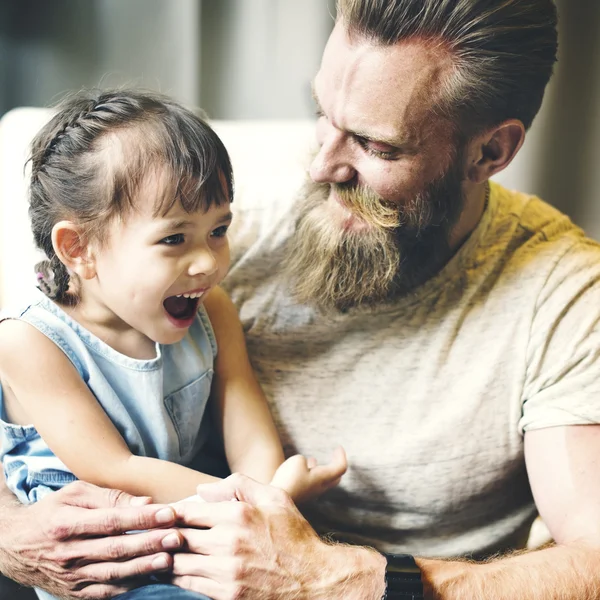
[0,0,336,118]
[0,0,599,235]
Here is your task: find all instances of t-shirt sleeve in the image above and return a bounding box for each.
[520,238,600,433]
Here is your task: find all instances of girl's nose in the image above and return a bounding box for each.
[188,249,218,278]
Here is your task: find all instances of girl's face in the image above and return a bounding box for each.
[84,173,232,347]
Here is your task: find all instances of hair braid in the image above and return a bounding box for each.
[35,256,71,304]
[30,96,98,180]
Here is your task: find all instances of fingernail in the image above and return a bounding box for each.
[162,533,181,549]
[156,507,175,523]
[152,556,169,571]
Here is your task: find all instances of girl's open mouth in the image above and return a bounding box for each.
[163,295,200,324]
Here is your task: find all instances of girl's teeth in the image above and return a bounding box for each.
[174,290,205,300]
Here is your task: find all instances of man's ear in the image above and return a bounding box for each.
[51,221,96,280]
[466,119,525,183]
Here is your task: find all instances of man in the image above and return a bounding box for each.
[4,0,600,598]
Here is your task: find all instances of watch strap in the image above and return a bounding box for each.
[382,553,424,600]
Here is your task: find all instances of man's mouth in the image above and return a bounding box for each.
[163,289,206,321]
[327,191,369,232]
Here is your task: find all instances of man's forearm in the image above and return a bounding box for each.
[417,542,600,600]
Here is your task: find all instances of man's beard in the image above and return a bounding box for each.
[283,152,466,312]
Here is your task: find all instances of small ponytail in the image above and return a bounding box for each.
[35,256,73,305]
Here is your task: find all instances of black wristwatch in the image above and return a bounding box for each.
[382,553,424,600]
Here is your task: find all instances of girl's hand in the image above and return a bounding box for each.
[270,447,347,503]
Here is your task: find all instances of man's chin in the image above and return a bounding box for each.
[284,204,401,312]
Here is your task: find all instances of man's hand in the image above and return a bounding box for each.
[0,481,184,599]
[171,474,385,600]
[270,446,348,503]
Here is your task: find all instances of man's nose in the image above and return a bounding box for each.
[188,248,218,278]
[309,124,356,184]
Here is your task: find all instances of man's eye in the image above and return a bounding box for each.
[355,136,398,159]
[160,233,185,245]
[211,225,229,238]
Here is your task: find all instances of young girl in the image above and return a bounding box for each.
[0,90,346,518]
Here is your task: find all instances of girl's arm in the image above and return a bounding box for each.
[203,287,348,501]
[0,319,218,504]
[203,287,285,482]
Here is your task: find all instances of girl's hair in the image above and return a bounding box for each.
[29,88,234,305]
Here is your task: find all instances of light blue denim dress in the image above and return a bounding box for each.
[0,290,217,505]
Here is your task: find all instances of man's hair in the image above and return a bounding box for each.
[336,0,558,138]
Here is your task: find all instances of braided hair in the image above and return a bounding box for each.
[28,89,234,304]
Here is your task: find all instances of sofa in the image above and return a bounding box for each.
[0,107,551,597]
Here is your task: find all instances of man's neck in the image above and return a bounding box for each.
[449,181,490,252]
[450,181,490,252]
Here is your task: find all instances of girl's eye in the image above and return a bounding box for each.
[211,225,229,238]
[160,233,185,245]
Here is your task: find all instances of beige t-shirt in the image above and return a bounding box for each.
[223,181,600,558]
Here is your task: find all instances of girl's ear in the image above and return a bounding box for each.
[51,221,96,280]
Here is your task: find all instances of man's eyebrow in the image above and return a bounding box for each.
[352,129,405,147]
[311,80,415,150]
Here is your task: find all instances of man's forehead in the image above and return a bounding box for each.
[315,22,453,144]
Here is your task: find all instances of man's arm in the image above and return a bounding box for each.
[417,543,600,599]
[170,425,600,600]
[0,472,185,600]
[416,424,600,599]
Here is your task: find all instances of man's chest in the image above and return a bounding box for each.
[237,284,534,548]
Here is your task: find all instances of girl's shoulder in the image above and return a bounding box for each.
[0,291,87,376]
[0,314,68,379]
[0,315,38,346]
[0,293,46,349]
